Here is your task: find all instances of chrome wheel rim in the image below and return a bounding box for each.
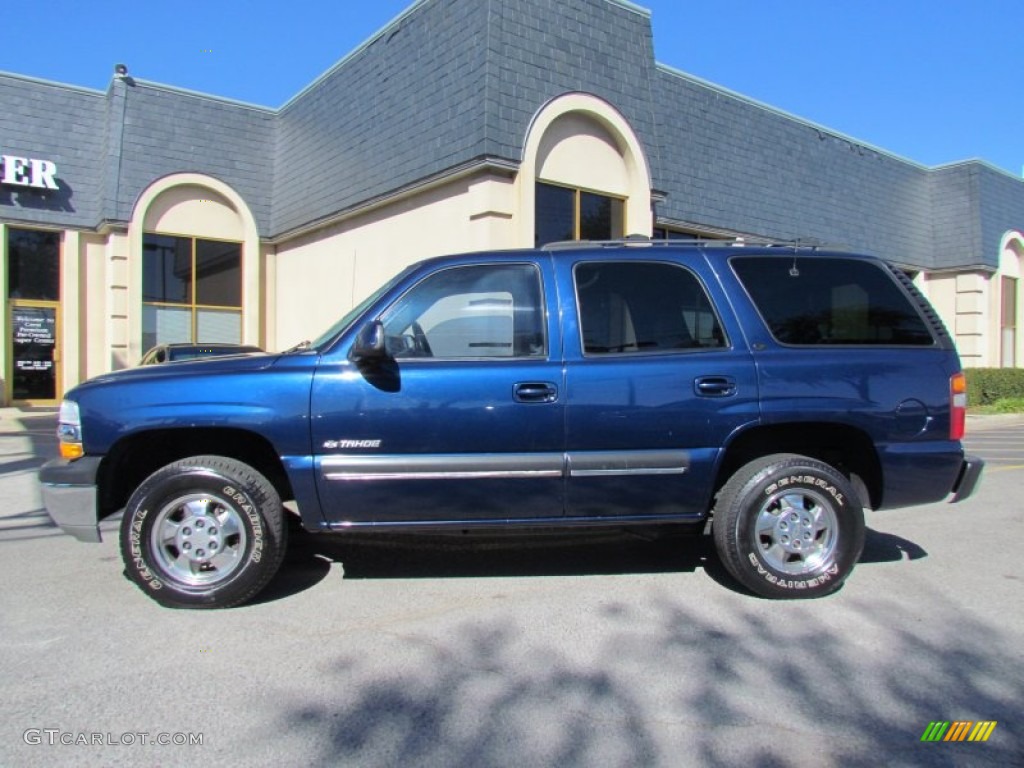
[149,492,248,587]
[755,488,838,574]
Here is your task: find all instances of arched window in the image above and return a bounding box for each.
[520,94,651,248]
[130,175,261,363]
[1000,231,1023,367]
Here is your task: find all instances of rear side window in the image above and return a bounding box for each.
[574,261,726,354]
[731,256,933,346]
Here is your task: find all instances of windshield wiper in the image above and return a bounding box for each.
[283,340,312,354]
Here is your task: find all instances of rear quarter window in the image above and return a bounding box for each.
[731,256,934,346]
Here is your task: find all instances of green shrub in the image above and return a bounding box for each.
[964,368,1024,406]
[970,397,1024,414]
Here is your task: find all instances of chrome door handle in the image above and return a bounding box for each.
[514,382,558,403]
[694,376,737,397]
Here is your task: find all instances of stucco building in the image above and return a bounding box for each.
[1,0,1022,405]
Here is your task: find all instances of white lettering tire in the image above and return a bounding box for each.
[712,454,865,599]
[119,456,287,609]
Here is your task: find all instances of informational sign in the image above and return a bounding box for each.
[13,307,56,348]
[0,154,59,190]
[11,306,57,400]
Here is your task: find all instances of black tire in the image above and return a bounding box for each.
[712,453,864,598]
[119,456,287,609]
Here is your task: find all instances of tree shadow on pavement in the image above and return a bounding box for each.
[272,589,1022,767]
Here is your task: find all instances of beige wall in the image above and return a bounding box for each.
[143,185,245,241]
[922,271,989,367]
[921,263,1024,369]
[271,171,518,350]
[536,113,631,196]
[79,233,110,380]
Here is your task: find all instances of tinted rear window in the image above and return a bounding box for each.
[731,256,933,346]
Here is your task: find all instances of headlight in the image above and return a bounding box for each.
[57,399,84,460]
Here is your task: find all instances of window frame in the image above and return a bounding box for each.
[141,232,243,347]
[535,180,626,246]
[572,259,729,358]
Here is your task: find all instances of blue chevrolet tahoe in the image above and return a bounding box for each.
[39,241,983,608]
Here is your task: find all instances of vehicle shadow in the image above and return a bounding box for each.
[858,527,928,563]
[257,522,930,605]
[254,522,736,605]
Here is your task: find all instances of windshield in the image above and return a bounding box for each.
[307,267,414,350]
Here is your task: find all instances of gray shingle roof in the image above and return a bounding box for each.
[1,0,1021,270]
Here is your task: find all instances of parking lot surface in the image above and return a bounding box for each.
[0,409,1021,767]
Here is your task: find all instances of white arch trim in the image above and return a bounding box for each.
[128,173,262,361]
[999,230,1024,277]
[518,92,653,246]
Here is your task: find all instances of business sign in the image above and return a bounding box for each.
[1,154,58,190]
[13,307,56,348]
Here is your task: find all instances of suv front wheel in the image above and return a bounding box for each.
[713,454,865,598]
[119,456,287,609]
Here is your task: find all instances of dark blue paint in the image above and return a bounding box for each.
[56,244,975,532]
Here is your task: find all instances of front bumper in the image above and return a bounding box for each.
[38,457,104,542]
[950,454,984,503]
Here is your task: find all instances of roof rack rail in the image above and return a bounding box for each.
[542,236,843,251]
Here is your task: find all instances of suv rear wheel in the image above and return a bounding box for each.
[119,456,287,608]
[713,454,865,598]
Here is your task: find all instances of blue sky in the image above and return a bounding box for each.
[2,0,1020,177]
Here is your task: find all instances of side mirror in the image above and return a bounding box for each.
[350,320,388,362]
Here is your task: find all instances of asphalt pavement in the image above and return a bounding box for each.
[0,407,1021,767]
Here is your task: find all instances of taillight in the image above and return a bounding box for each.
[950,373,967,440]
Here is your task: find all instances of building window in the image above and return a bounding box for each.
[7,228,60,301]
[1002,276,1018,367]
[652,227,720,242]
[535,182,624,246]
[142,234,242,351]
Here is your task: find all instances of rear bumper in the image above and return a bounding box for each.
[38,457,103,542]
[950,454,984,503]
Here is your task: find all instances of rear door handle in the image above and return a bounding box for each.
[694,376,737,397]
[514,382,558,403]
